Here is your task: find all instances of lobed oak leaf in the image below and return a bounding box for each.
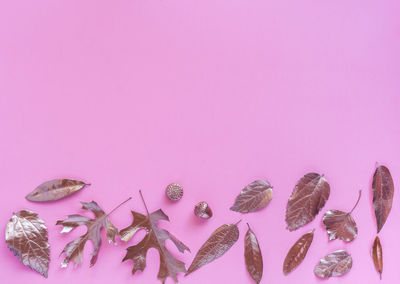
[56,198,131,268]
[120,191,190,283]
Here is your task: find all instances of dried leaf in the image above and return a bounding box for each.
[285,173,330,231]
[5,210,50,277]
[244,223,263,284]
[56,197,130,267]
[371,236,383,279]
[186,221,240,275]
[26,179,90,202]
[372,165,394,233]
[120,191,190,283]
[322,190,361,242]
[283,230,314,275]
[314,250,352,278]
[230,180,273,213]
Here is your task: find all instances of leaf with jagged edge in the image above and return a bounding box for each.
[6,210,50,277]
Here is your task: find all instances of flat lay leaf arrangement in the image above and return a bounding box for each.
[4,164,396,282]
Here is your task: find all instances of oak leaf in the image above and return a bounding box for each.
[372,165,394,233]
[285,173,330,231]
[56,198,130,268]
[283,230,314,275]
[186,221,240,275]
[314,250,352,278]
[322,190,361,242]
[6,210,50,277]
[244,223,263,284]
[26,179,90,202]
[230,180,273,213]
[120,191,190,283]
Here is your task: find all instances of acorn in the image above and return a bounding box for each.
[194,201,213,219]
[165,183,183,201]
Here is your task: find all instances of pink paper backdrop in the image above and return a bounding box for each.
[1,1,399,283]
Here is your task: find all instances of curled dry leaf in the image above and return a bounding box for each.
[283,230,314,275]
[371,236,383,280]
[322,190,361,242]
[56,197,131,268]
[120,191,190,283]
[26,179,90,202]
[314,250,352,278]
[230,180,273,213]
[286,173,330,231]
[244,223,263,284]
[5,210,50,277]
[372,165,394,233]
[186,221,241,275]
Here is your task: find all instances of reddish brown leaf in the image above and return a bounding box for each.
[245,223,263,284]
[6,210,50,277]
[371,236,383,279]
[26,179,90,202]
[283,230,314,275]
[322,190,361,242]
[372,165,394,233]
[314,250,352,278]
[286,173,330,231]
[230,180,273,213]
[120,191,190,283]
[56,198,130,267]
[186,221,240,275]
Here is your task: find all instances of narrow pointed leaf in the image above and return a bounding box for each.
[314,250,352,278]
[56,198,129,268]
[244,223,263,284]
[283,230,314,275]
[26,179,90,202]
[186,222,240,275]
[121,191,189,283]
[372,165,394,233]
[6,210,50,277]
[371,236,383,279]
[322,190,361,242]
[230,180,273,213]
[286,173,330,231]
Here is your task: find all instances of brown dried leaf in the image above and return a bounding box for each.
[322,190,361,242]
[285,173,330,231]
[120,191,190,283]
[230,180,273,213]
[56,198,130,267]
[283,230,314,275]
[186,221,240,276]
[5,210,50,277]
[314,250,352,278]
[372,165,394,233]
[244,223,263,284]
[26,179,90,202]
[371,236,383,279]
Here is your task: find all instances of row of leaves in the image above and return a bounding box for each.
[5,164,393,282]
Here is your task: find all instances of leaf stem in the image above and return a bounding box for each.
[350,190,362,214]
[246,222,250,230]
[106,197,132,217]
[235,219,242,226]
[139,190,149,215]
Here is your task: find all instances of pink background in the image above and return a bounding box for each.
[1,1,399,283]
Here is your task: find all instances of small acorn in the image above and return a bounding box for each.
[165,183,183,201]
[194,201,213,219]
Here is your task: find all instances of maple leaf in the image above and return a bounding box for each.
[56,197,131,268]
[120,191,190,283]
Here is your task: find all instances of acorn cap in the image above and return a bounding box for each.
[194,201,213,219]
[166,183,183,201]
